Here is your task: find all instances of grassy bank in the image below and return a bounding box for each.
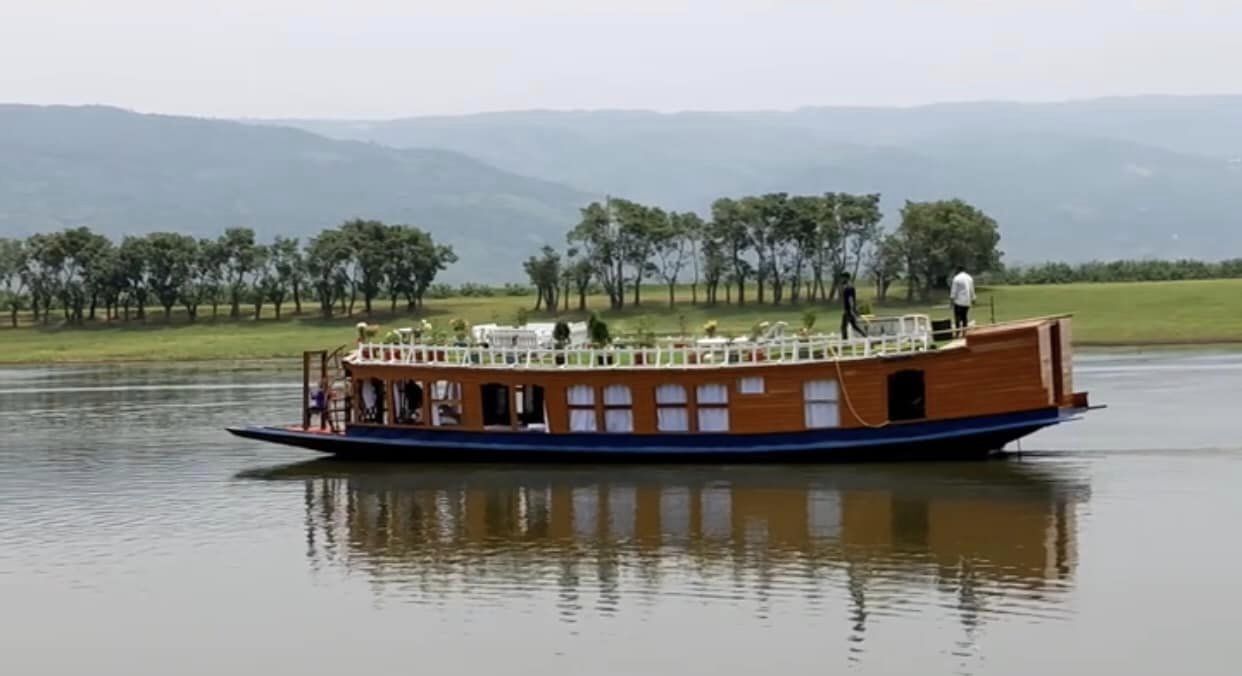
[1,279,1240,364]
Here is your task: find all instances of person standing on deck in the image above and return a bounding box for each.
[950,267,976,333]
[839,273,867,338]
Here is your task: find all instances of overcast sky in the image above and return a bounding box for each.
[2,0,1239,119]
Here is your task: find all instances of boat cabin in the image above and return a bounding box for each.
[319,314,1082,438]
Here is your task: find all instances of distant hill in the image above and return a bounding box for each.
[0,105,593,281]
[275,96,1242,263]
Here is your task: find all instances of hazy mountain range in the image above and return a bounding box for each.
[0,105,590,281]
[2,96,1240,281]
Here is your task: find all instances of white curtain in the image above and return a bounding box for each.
[432,380,460,401]
[804,402,840,429]
[697,407,729,432]
[655,384,686,404]
[697,383,729,405]
[392,384,404,416]
[603,385,632,406]
[803,379,838,402]
[570,409,597,432]
[361,381,377,409]
[657,407,689,432]
[604,409,634,432]
[567,385,595,406]
[738,376,765,394]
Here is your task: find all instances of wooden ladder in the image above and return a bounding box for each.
[302,345,351,432]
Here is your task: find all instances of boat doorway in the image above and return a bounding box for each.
[481,383,511,429]
[516,384,547,431]
[888,369,926,421]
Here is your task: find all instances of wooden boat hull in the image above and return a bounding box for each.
[227,406,1084,462]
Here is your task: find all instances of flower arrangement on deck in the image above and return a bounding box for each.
[449,317,470,344]
[702,320,718,338]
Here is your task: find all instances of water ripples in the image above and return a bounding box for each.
[6,357,1240,675]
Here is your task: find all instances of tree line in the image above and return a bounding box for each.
[524,193,1003,312]
[997,259,1242,285]
[0,220,456,327]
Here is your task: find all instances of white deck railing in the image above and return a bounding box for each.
[349,324,933,370]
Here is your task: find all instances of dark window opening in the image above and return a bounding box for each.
[516,384,547,430]
[887,370,926,422]
[358,377,386,424]
[481,383,511,428]
[393,380,424,425]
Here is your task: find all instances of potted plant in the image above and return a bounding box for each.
[357,322,379,358]
[634,316,655,365]
[589,314,613,365]
[431,329,449,361]
[449,317,470,345]
[703,319,719,338]
[553,319,571,365]
[380,329,403,360]
[801,310,817,334]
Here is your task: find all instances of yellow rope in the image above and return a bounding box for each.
[831,345,890,429]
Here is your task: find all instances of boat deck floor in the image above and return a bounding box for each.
[285,425,344,436]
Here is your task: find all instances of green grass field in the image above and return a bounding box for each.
[2,279,1240,364]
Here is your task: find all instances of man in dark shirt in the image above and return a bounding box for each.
[839,273,867,338]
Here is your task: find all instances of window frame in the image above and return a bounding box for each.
[655,384,690,433]
[803,379,841,429]
[695,383,730,433]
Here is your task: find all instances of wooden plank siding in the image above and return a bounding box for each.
[345,318,1074,435]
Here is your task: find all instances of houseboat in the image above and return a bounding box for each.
[226,314,1096,461]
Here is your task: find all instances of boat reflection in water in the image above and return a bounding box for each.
[240,459,1089,651]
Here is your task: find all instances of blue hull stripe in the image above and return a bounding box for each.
[229,407,1082,456]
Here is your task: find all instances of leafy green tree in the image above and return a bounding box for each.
[220,228,260,319]
[898,199,1002,300]
[613,199,661,307]
[266,236,300,320]
[306,229,351,317]
[783,196,821,303]
[197,238,229,319]
[145,233,199,320]
[118,236,151,320]
[339,219,390,316]
[565,248,593,311]
[869,232,905,301]
[709,198,752,306]
[249,246,270,319]
[0,238,28,327]
[569,201,626,310]
[524,245,562,312]
[22,234,61,325]
[48,227,112,323]
[654,212,694,308]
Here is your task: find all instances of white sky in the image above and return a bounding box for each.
[2,0,1240,118]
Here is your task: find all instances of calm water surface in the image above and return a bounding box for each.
[2,353,1241,675]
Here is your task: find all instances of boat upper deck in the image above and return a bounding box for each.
[347,315,938,371]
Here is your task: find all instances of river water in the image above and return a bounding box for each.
[1,353,1240,675]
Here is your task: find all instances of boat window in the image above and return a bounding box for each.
[604,385,633,432]
[656,384,689,432]
[431,380,462,426]
[567,385,597,432]
[738,376,765,394]
[803,379,840,429]
[887,370,926,421]
[696,383,729,432]
[392,380,425,425]
[515,384,547,432]
[358,377,386,424]
[481,383,511,429]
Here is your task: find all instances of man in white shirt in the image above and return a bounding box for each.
[950,267,976,332]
